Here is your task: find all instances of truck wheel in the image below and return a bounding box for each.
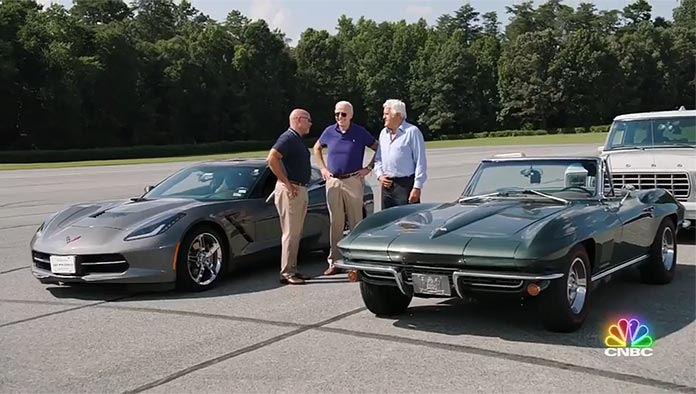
[541,244,592,332]
[640,217,677,285]
[360,281,411,316]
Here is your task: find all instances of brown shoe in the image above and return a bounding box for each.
[295,272,312,280]
[323,266,341,276]
[279,275,306,285]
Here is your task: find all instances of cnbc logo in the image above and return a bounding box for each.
[603,318,654,357]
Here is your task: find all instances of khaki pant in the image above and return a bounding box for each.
[274,181,308,277]
[326,175,364,266]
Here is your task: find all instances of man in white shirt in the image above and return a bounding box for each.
[373,99,428,209]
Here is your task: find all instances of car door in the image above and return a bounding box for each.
[246,169,283,254]
[301,167,330,247]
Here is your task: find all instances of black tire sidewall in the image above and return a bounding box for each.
[542,245,592,332]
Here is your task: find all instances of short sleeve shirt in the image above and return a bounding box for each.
[318,123,376,175]
[272,129,311,185]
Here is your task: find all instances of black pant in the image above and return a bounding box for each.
[382,175,419,209]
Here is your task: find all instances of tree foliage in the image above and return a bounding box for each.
[0,0,693,151]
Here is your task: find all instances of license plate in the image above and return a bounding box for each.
[412,273,451,296]
[50,255,76,275]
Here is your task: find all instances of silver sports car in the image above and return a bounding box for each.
[30,159,375,291]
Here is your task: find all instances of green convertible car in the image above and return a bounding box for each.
[335,155,686,332]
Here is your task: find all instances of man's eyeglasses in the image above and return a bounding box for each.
[300,116,312,123]
[334,112,348,118]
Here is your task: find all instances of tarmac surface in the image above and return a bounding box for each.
[1,144,695,393]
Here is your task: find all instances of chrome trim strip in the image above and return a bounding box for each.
[80,260,127,266]
[452,271,561,298]
[33,257,49,263]
[462,280,524,289]
[335,261,410,296]
[453,271,565,281]
[591,254,649,281]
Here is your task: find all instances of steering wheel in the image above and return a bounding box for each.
[558,186,594,196]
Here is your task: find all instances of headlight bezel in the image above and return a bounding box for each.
[124,213,186,241]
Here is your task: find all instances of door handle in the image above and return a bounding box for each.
[643,206,655,212]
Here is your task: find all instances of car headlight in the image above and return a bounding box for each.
[124,213,186,241]
[35,222,45,237]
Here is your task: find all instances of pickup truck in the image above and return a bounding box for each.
[599,107,695,229]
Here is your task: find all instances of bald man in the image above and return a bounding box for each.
[267,109,313,285]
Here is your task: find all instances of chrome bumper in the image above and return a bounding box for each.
[334,260,564,297]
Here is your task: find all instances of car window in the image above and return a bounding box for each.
[310,168,323,184]
[146,165,264,200]
[607,116,696,149]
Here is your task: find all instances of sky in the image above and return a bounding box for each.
[37,0,683,44]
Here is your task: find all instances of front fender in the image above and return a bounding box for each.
[338,203,440,248]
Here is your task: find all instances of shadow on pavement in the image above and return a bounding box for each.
[390,264,695,348]
[45,250,350,302]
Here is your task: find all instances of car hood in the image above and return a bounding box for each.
[349,200,570,258]
[52,198,201,231]
[604,148,696,171]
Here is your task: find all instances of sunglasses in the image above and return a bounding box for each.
[334,112,348,118]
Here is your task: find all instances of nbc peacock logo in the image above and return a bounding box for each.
[603,317,654,357]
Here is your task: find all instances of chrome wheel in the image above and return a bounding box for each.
[186,232,222,286]
[661,226,675,271]
[567,257,588,314]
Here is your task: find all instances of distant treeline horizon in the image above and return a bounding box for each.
[1,0,694,151]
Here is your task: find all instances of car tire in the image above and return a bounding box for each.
[541,244,592,333]
[360,281,412,316]
[639,217,677,285]
[176,224,227,292]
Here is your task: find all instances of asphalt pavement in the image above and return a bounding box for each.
[0,144,694,393]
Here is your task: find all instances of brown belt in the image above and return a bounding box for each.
[331,171,359,179]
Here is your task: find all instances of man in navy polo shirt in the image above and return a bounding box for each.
[313,101,379,276]
[267,108,313,285]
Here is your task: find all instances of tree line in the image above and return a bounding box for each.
[1,0,694,151]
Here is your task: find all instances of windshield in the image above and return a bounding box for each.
[145,165,264,200]
[464,159,599,199]
[606,116,695,150]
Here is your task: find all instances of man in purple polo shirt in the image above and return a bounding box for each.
[313,101,379,276]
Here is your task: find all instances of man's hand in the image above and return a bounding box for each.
[378,175,393,189]
[357,167,371,178]
[320,167,332,180]
[283,181,298,198]
[409,188,421,203]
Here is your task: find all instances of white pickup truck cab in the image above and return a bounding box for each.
[599,107,696,229]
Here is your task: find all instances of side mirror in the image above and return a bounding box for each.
[597,146,604,153]
[144,185,154,193]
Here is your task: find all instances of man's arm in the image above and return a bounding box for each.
[372,133,392,189]
[408,127,427,203]
[357,132,379,177]
[267,149,290,185]
[313,140,331,180]
[411,127,427,189]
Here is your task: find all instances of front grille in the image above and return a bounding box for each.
[457,276,524,289]
[612,172,690,201]
[32,251,129,275]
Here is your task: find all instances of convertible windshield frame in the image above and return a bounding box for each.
[604,115,696,151]
[461,158,604,202]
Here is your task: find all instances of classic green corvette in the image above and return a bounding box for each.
[335,155,686,332]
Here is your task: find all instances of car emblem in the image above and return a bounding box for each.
[66,235,82,244]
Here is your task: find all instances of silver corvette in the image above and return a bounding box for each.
[30,159,375,291]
